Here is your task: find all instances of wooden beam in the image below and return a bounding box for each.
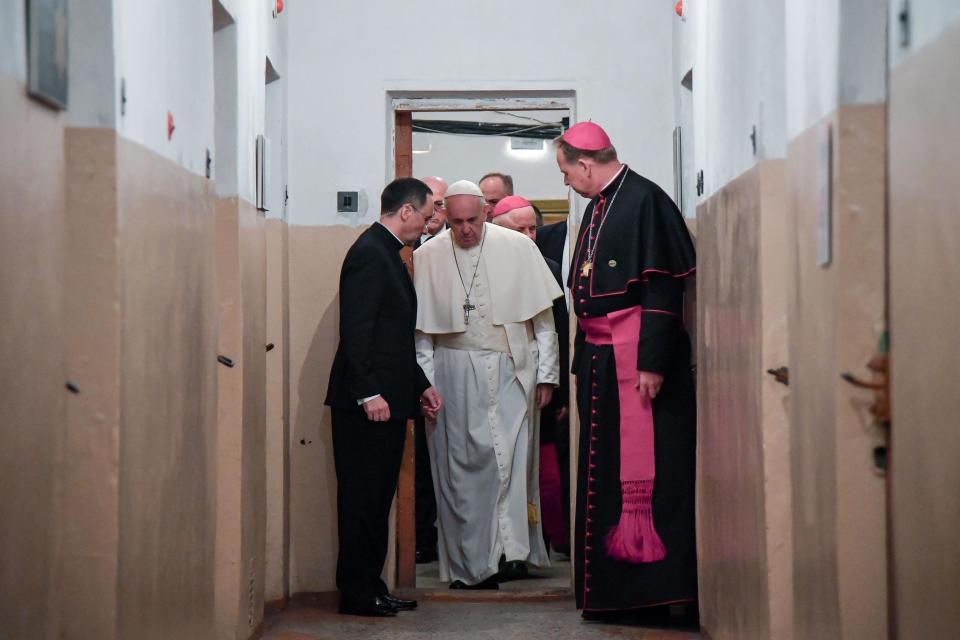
[393,109,418,588]
[391,96,573,113]
[395,111,413,178]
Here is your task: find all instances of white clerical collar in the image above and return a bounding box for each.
[597,164,626,195]
[376,221,404,246]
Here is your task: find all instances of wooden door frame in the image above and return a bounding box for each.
[391,93,577,589]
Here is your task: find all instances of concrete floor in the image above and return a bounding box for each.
[416,556,572,592]
[262,599,702,640]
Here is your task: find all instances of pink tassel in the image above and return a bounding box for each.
[604,480,666,564]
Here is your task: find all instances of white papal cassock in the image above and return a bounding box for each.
[414,223,563,585]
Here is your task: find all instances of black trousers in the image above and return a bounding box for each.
[332,407,407,599]
[414,416,438,552]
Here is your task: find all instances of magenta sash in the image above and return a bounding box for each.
[579,306,666,563]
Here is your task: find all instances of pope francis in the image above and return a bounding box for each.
[413,180,563,589]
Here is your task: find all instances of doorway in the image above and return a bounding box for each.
[391,94,578,596]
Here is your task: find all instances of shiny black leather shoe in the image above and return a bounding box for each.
[497,560,529,582]
[338,594,397,617]
[449,576,499,590]
[382,593,417,610]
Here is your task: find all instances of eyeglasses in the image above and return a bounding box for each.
[408,202,430,218]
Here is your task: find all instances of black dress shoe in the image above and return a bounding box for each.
[338,594,397,617]
[382,593,417,610]
[449,576,499,590]
[497,560,528,582]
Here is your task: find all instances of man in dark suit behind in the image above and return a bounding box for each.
[325,177,443,617]
[536,218,572,554]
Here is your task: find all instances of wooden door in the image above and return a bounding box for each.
[887,23,960,639]
[786,106,889,639]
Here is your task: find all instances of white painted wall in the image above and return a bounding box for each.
[672,2,695,92]
[689,0,886,198]
[67,0,116,127]
[784,0,838,141]
[286,0,678,228]
[692,0,786,200]
[214,21,240,198]
[888,0,960,67]
[264,77,287,220]
[113,1,215,179]
[0,1,27,81]
[412,110,569,200]
[785,0,886,141]
[102,0,286,202]
[672,3,696,217]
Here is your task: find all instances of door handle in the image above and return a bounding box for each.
[766,366,789,386]
[841,352,890,426]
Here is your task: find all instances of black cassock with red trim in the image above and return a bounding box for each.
[569,165,698,612]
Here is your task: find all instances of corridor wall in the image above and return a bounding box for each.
[691,2,793,638]
[62,0,223,632]
[888,9,960,638]
[0,1,288,637]
[0,5,66,638]
[693,1,888,639]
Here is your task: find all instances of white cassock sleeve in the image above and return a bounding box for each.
[415,330,436,387]
[532,307,559,387]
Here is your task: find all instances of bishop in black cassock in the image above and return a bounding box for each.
[556,122,697,615]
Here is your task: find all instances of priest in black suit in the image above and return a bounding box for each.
[325,177,443,617]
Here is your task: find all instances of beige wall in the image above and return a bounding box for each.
[757,164,793,640]
[115,135,219,639]
[696,160,792,640]
[265,218,290,603]
[0,72,66,640]
[888,21,960,639]
[62,127,121,638]
[288,225,364,594]
[61,128,221,639]
[786,104,888,640]
[215,197,267,638]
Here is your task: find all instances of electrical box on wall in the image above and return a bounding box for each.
[337,191,359,213]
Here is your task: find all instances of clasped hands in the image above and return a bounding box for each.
[362,387,443,423]
[420,386,442,422]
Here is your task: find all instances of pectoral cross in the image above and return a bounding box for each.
[581,261,593,278]
[463,298,477,324]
